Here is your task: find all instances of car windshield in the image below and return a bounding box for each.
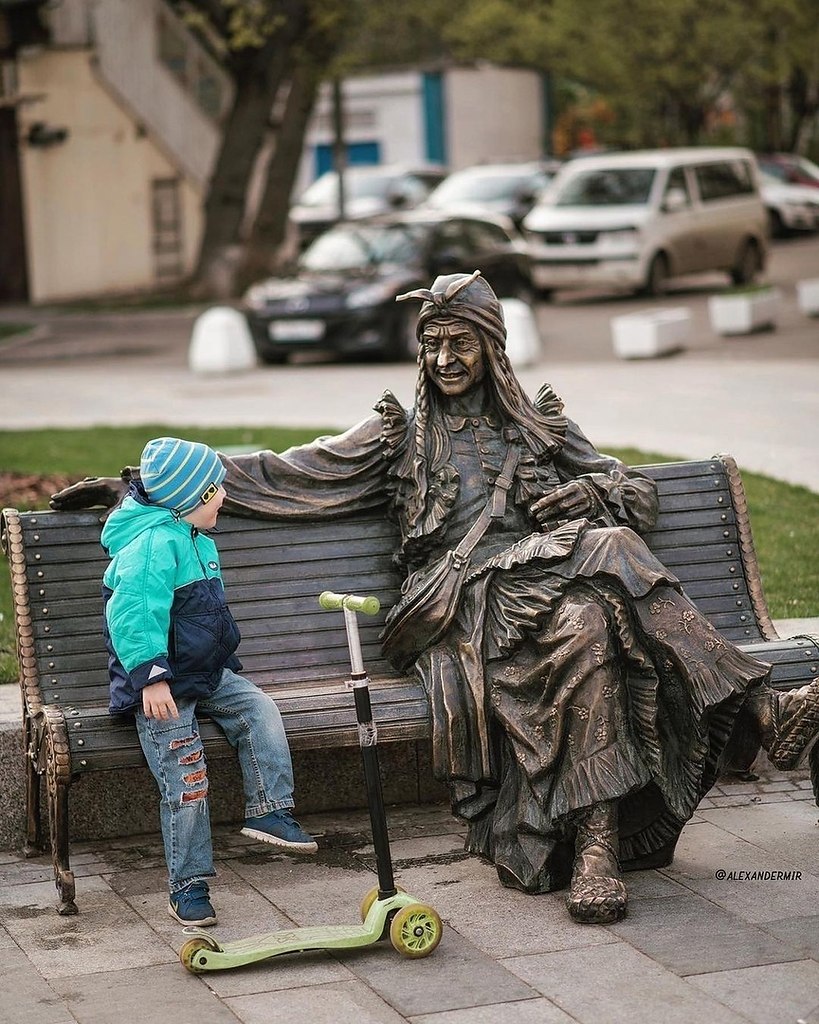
[298,171,407,207]
[554,168,656,206]
[430,170,546,203]
[300,223,425,271]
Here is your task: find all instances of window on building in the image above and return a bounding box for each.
[151,178,184,281]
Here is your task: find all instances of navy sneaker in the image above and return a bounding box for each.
[241,809,318,853]
[168,881,217,927]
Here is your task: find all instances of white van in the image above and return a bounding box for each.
[523,148,768,296]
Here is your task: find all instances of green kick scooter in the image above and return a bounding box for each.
[179,591,443,973]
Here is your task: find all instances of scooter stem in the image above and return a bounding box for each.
[320,591,397,899]
[343,605,365,675]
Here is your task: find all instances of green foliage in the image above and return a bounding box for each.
[0,428,816,686]
[431,0,819,152]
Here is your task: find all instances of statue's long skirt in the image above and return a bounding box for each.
[412,523,768,892]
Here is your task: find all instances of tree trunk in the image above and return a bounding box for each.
[788,69,819,154]
[236,60,324,290]
[192,9,309,298]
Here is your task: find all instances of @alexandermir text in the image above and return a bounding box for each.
[714,869,802,881]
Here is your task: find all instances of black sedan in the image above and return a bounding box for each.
[243,210,533,363]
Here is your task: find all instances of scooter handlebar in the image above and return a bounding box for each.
[319,591,380,616]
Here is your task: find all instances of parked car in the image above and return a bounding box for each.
[244,210,532,363]
[759,171,819,236]
[523,147,768,297]
[756,153,819,190]
[421,161,560,227]
[289,164,448,249]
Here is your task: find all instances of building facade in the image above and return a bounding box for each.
[1,0,229,303]
[297,65,547,193]
[1,1,546,303]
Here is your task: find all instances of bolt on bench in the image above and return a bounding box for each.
[2,455,818,915]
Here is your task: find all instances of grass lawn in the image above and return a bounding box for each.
[0,323,34,344]
[1,427,817,685]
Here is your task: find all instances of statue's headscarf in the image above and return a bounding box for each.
[395,271,567,533]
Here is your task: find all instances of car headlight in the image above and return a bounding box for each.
[345,282,396,309]
[243,285,272,312]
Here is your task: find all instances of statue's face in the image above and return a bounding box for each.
[422,319,486,396]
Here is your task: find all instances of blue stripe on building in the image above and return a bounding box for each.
[422,72,447,165]
[315,140,381,177]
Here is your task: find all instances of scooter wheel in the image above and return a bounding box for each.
[360,884,406,922]
[179,936,219,973]
[389,903,443,958]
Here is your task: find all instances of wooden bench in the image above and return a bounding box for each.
[2,454,818,915]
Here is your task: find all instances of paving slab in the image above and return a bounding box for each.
[393,855,617,959]
[695,797,819,871]
[223,978,408,1024]
[1,789,818,1024]
[50,962,242,1024]
[664,816,819,924]
[761,915,819,961]
[407,999,578,1024]
[503,942,752,1024]
[108,859,354,999]
[2,946,77,1024]
[0,874,176,979]
[686,960,819,1024]
[609,891,804,976]
[340,926,538,1018]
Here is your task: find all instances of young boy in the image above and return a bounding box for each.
[101,437,316,927]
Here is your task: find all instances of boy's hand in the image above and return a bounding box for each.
[142,680,179,720]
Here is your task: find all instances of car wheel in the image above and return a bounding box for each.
[389,307,421,362]
[512,281,536,307]
[643,253,670,297]
[257,349,288,365]
[730,239,762,286]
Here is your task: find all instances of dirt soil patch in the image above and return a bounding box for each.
[0,472,74,511]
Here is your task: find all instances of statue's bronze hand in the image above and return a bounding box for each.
[530,481,595,527]
[49,476,127,511]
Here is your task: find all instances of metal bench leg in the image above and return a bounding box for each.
[23,713,43,857]
[43,709,77,916]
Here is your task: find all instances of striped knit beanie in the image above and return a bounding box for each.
[139,437,226,515]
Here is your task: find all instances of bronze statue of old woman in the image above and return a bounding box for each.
[53,271,819,924]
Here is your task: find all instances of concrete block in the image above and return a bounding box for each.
[796,278,819,317]
[708,288,780,336]
[611,307,691,359]
[188,306,257,373]
[500,298,542,367]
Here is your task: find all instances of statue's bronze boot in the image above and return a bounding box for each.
[566,801,627,925]
[748,680,819,771]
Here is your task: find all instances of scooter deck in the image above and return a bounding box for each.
[181,892,417,972]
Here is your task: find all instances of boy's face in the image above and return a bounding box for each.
[183,485,227,530]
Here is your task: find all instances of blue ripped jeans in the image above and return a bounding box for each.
[135,668,296,894]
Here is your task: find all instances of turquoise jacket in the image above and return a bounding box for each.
[101,486,241,715]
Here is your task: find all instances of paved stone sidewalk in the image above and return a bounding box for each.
[1,762,818,1024]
